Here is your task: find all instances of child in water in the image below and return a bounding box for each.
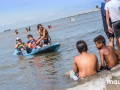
[27,34,40,49]
[15,38,26,51]
[94,35,119,70]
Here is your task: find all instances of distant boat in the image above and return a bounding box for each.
[4,29,11,32]
[70,17,75,22]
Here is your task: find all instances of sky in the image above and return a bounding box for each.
[0,0,103,32]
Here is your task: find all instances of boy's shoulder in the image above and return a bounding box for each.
[88,52,97,57]
[74,55,82,61]
[106,45,114,49]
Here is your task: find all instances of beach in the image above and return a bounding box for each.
[0,11,120,90]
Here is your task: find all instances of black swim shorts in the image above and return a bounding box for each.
[44,37,51,45]
[112,20,120,38]
[106,32,114,39]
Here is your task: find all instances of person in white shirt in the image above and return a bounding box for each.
[105,0,120,46]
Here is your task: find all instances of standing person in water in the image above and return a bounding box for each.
[105,0,120,46]
[26,28,29,32]
[94,35,119,70]
[66,40,98,80]
[101,0,114,47]
[14,30,19,35]
[36,24,51,47]
[28,26,31,31]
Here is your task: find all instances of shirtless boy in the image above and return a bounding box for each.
[66,40,98,80]
[94,35,119,70]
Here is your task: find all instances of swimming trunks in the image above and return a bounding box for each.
[44,37,51,45]
[69,71,79,80]
[112,20,120,38]
[104,65,111,70]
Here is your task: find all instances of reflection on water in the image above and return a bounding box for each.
[0,11,120,90]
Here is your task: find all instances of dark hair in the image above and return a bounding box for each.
[27,34,33,38]
[37,24,42,29]
[94,35,106,45]
[76,40,88,53]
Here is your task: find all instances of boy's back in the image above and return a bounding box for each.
[74,53,98,78]
[101,46,118,68]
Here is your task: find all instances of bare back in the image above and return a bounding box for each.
[102,46,118,68]
[74,53,98,78]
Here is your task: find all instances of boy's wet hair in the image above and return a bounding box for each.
[94,35,106,45]
[27,34,33,38]
[76,40,88,53]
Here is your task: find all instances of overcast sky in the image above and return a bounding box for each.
[0,0,103,31]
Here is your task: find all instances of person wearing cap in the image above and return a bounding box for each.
[105,0,120,46]
[15,38,26,51]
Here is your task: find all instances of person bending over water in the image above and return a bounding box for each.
[66,40,98,80]
[94,35,119,70]
[36,24,51,47]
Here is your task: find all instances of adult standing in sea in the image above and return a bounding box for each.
[105,0,120,47]
[101,0,114,47]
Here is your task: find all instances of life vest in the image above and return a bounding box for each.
[17,43,26,51]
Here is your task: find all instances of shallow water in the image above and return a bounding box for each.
[0,11,120,90]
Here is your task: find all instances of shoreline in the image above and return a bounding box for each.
[67,9,100,19]
[2,9,100,33]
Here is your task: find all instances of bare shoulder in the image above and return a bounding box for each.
[74,55,79,59]
[108,46,115,50]
[88,53,98,60]
[74,55,80,61]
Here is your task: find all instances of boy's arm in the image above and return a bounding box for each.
[94,55,99,71]
[73,57,78,73]
[100,50,105,69]
[15,43,19,49]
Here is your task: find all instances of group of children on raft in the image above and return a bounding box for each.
[15,24,51,53]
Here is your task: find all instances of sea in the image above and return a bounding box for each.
[0,11,120,90]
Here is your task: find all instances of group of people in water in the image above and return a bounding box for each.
[66,35,120,80]
[15,24,51,53]
[14,27,31,35]
[14,0,120,81]
[26,27,31,32]
[66,0,120,80]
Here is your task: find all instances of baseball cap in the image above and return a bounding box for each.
[16,37,21,40]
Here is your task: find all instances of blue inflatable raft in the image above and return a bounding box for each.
[14,43,60,56]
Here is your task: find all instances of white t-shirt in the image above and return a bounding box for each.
[105,0,120,22]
